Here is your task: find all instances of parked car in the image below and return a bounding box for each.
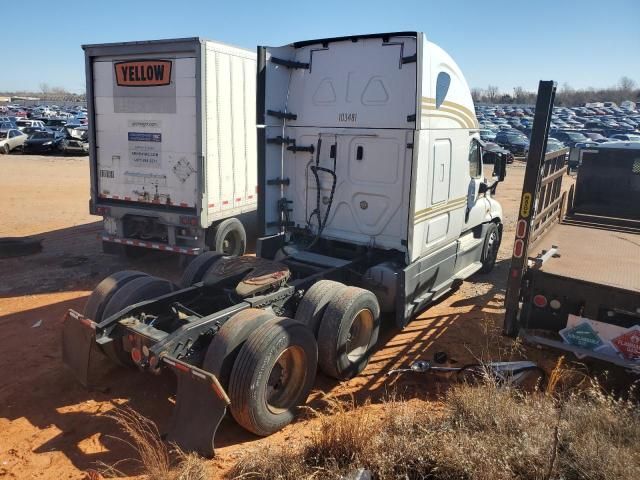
[0,129,27,153]
[59,125,89,155]
[483,141,514,164]
[549,130,589,147]
[479,129,496,142]
[494,130,530,155]
[22,131,65,153]
[609,133,640,142]
[16,119,46,131]
[546,138,566,152]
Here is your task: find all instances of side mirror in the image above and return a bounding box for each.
[492,153,507,182]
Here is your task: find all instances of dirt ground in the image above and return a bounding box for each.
[0,154,564,479]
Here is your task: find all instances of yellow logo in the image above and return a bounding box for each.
[520,193,532,217]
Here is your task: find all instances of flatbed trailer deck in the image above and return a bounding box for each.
[535,220,640,293]
[503,81,640,370]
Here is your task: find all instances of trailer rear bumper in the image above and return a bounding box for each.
[101,235,202,255]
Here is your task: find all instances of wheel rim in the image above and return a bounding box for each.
[346,308,374,362]
[265,345,307,415]
[222,230,240,255]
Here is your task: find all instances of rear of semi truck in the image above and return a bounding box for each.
[64,32,508,457]
[84,38,257,257]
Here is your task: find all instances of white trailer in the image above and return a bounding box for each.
[83,38,257,257]
[65,32,509,457]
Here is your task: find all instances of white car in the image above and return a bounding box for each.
[15,119,45,131]
[0,129,27,153]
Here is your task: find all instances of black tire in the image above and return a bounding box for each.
[228,317,317,436]
[83,270,148,323]
[2,144,10,154]
[294,280,347,336]
[208,218,246,256]
[479,222,501,274]
[202,308,276,388]
[178,251,224,288]
[317,286,380,380]
[101,275,176,366]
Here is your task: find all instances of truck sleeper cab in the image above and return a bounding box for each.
[83,38,258,258]
[62,32,507,457]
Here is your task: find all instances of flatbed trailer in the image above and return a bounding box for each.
[504,81,640,370]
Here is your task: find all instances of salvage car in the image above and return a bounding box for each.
[0,129,27,153]
[22,131,65,154]
[59,125,89,155]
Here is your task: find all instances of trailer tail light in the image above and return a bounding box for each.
[96,206,111,216]
[549,299,562,310]
[180,216,198,226]
[533,294,548,308]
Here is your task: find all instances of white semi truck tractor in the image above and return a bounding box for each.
[64,32,507,456]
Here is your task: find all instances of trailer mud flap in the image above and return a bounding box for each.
[164,356,230,457]
[62,310,96,387]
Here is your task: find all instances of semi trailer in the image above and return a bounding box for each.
[504,81,640,370]
[63,32,508,456]
[83,38,257,257]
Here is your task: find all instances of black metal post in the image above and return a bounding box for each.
[503,80,557,336]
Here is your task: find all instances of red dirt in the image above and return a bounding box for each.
[0,154,562,478]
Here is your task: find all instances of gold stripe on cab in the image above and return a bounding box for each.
[414,196,467,224]
[421,97,479,128]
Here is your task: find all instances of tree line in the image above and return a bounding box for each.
[472,76,639,106]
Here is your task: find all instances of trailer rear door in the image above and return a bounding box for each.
[91,47,199,209]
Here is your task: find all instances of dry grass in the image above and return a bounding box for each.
[230,372,640,480]
[102,407,208,480]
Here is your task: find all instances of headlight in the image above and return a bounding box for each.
[43,141,52,146]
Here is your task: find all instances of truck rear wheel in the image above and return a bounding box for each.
[202,308,276,388]
[178,251,224,288]
[479,223,501,273]
[208,218,246,256]
[101,275,176,366]
[84,270,148,323]
[317,286,380,380]
[228,317,317,436]
[294,280,347,336]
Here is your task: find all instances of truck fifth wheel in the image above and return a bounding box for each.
[63,32,508,456]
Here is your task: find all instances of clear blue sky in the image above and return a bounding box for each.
[3,0,639,94]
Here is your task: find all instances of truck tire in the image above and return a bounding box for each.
[202,308,276,388]
[84,270,148,323]
[228,317,317,436]
[178,251,224,288]
[101,275,176,366]
[317,286,380,380]
[479,223,501,274]
[208,218,246,256]
[294,280,347,336]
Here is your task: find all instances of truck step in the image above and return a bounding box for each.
[453,261,483,280]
